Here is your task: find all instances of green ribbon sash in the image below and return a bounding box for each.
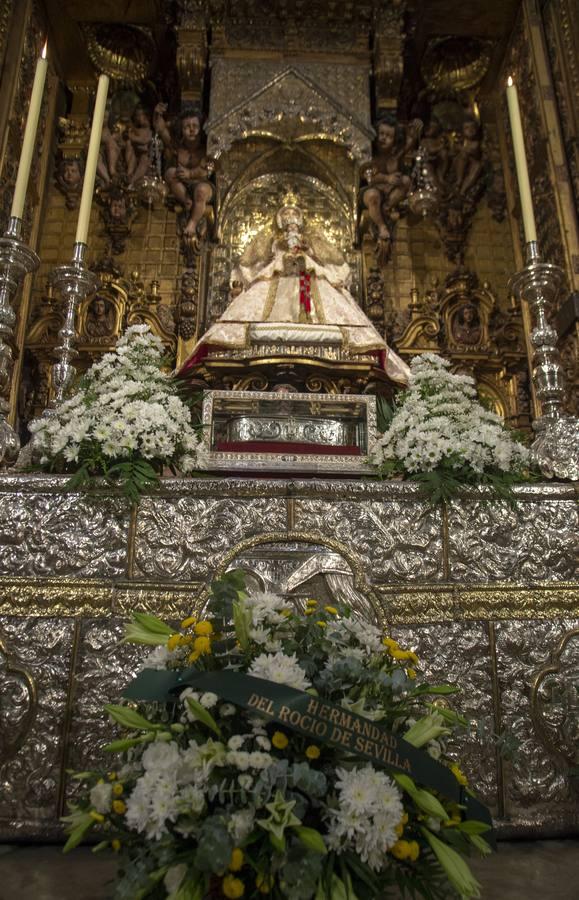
[125,668,493,832]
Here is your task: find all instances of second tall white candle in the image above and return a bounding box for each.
[75,74,110,246]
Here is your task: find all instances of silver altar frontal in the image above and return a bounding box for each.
[199,390,377,474]
[0,474,577,842]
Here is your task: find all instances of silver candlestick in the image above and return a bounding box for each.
[509,241,579,480]
[0,216,40,465]
[49,241,99,405]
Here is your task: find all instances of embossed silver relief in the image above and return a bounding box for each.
[133,497,287,581]
[530,629,579,772]
[0,492,130,578]
[495,620,579,817]
[293,499,444,583]
[0,635,36,763]
[447,500,579,583]
[227,541,383,623]
[392,622,498,812]
[65,619,149,805]
[0,617,74,822]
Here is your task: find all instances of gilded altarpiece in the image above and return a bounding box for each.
[0,0,578,846]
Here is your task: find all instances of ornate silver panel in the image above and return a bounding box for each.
[495,619,579,828]
[133,496,287,581]
[392,622,498,812]
[0,490,129,578]
[293,499,444,583]
[0,617,74,826]
[447,498,578,582]
[65,619,148,804]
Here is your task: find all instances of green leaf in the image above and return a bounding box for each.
[62,816,95,853]
[456,820,491,835]
[104,704,160,731]
[468,833,493,856]
[293,825,327,854]
[232,598,251,651]
[420,827,482,898]
[392,773,447,820]
[103,734,155,752]
[132,612,173,635]
[185,697,221,736]
[91,841,109,853]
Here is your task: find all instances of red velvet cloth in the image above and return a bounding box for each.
[215,440,361,456]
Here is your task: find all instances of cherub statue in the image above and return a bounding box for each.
[153,103,215,239]
[125,105,154,188]
[97,120,124,185]
[452,116,483,196]
[362,115,422,261]
[421,118,449,192]
[55,156,83,209]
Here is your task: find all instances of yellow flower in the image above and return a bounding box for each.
[306,598,317,607]
[391,648,411,660]
[395,823,404,837]
[304,609,315,616]
[281,609,292,617]
[450,763,468,787]
[391,839,412,860]
[111,839,121,852]
[229,848,244,871]
[382,637,399,650]
[256,873,275,894]
[112,783,123,796]
[167,633,181,652]
[272,731,289,750]
[324,605,338,615]
[89,811,105,823]
[181,615,197,629]
[193,635,212,655]
[112,799,126,815]
[107,772,117,782]
[305,745,320,760]
[407,667,417,680]
[222,874,245,898]
[316,621,327,628]
[407,651,419,666]
[194,620,214,636]
[408,840,420,862]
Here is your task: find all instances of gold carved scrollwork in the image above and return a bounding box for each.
[0,635,37,763]
[530,628,579,772]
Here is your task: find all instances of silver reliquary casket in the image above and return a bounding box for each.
[199,390,378,474]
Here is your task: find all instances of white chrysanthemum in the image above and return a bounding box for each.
[326,617,383,657]
[372,352,529,476]
[89,781,112,814]
[31,325,201,475]
[326,765,403,872]
[249,650,311,692]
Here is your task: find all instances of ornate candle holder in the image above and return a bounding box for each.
[49,241,99,405]
[509,241,579,480]
[0,217,40,465]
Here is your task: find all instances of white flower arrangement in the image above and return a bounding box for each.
[63,573,493,900]
[30,325,202,499]
[373,353,531,502]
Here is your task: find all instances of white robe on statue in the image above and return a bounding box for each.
[179,231,410,385]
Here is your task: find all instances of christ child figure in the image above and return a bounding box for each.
[125,105,154,187]
[453,116,483,196]
[154,103,214,238]
[362,115,421,243]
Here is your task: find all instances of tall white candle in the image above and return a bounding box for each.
[10,42,48,220]
[74,74,109,245]
[506,76,538,244]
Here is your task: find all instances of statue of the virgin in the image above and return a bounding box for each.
[179,194,410,385]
